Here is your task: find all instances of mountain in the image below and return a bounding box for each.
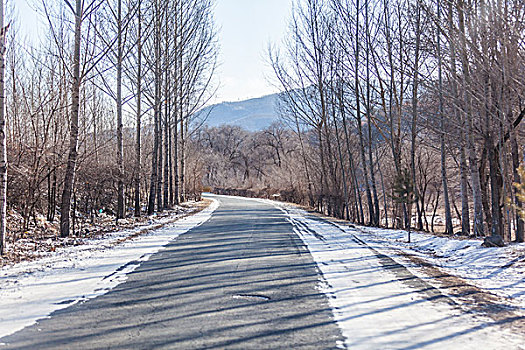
[196,93,281,131]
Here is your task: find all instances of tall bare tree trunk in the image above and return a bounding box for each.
[148,2,162,216]
[357,96,374,224]
[116,0,124,220]
[60,0,82,237]
[457,0,484,236]
[163,100,169,209]
[157,105,163,211]
[173,100,179,205]
[377,148,389,227]
[477,0,500,240]
[0,0,7,254]
[168,104,173,207]
[178,4,186,204]
[459,144,470,233]
[383,0,403,228]
[511,133,524,242]
[163,7,169,210]
[365,0,379,227]
[339,83,363,224]
[172,0,180,206]
[331,89,350,220]
[410,1,423,231]
[179,110,185,203]
[316,125,328,212]
[293,113,314,207]
[355,0,374,225]
[134,1,142,217]
[447,0,470,235]
[437,0,454,235]
[156,3,164,210]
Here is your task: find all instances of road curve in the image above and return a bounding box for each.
[0,195,344,349]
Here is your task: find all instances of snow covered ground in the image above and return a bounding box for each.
[355,224,525,306]
[273,202,525,350]
[2,194,523,349]
[0,199,218,339]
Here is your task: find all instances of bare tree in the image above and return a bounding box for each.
[60,0,85,237]
[133,0,142,216]
[0,0,7,254]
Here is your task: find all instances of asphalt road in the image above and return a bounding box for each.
[0,195,344,349]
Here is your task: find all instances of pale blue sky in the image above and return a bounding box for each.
[214,0,292,102]
[16,0,293,104]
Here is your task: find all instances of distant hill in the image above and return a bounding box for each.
[196,93,281,131]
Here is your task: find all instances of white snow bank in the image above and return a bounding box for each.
[0,200,218,339]
[274,203,525,350]
[351,225,525,307]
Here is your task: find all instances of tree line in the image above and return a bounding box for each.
[0,0,218,255]
[267,0,524,244]
[194,0,524,245]
[0,0,523,257]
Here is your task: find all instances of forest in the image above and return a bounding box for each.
[0,0,524,258]
[0,0,218,256]
[198,0,525,246]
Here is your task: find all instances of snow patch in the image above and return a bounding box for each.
[271,202,525,349]
[0,199,218,339]
[355,225,525,306]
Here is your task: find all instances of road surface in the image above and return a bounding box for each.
[1,195,522,349]
[0,196,344,349]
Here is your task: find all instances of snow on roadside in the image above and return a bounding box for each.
[271,202,525,349]
[260,198,525,308]
[0,199,218,339]
[346,224,525,308]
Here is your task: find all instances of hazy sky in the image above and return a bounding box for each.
[16,0,293,104]
[214,0,292,102]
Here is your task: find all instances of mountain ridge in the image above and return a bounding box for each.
[196,93,281,131]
